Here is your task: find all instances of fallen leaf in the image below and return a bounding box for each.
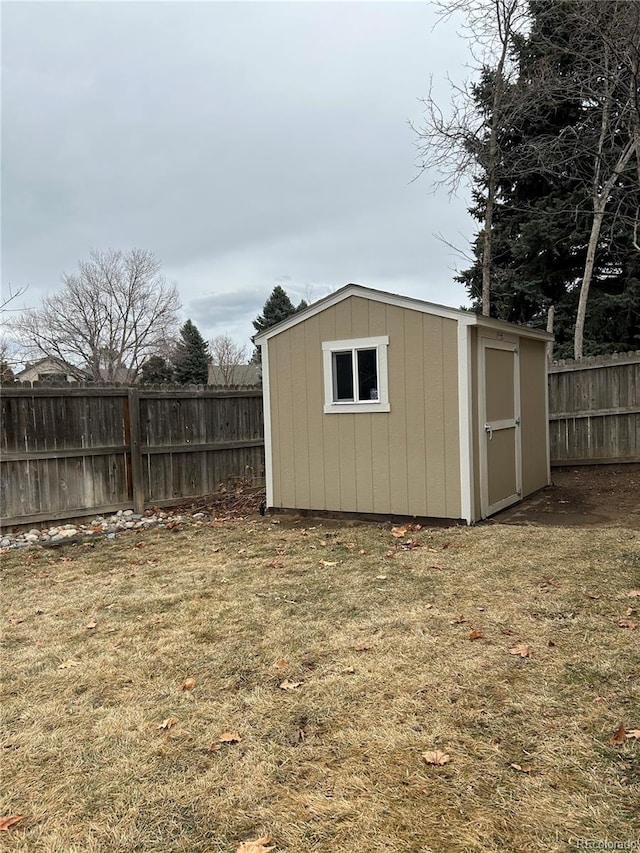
[375,574,388,580]
[617,619,638,630]
[181,677,197,691]
[612,723,626,745]
[468,629,484,641]
[399,539,422,551]
[236,834,275,853]
[500,627,516,636]
[319,560,337,567]
[425,603,433,609]
[218,731,241,744]
[450,615,467,624]
[273,658,287,669]
[342,666,355,674]
[627,590,640,597]
[158,716,180,730]
[85,621,97,630]
[585,592,600,600]
[266,560,284,569]
[57,659,80,669]
[625,729,640,740]
[510,763,532,773]
[385,550,395,559]
[0,816,23,831]
[279,679,301,690]
[391,526,408,538]
[626,607,637,616]
[422,750,450,765]
[509,644,531,658]
[353,642,373,651]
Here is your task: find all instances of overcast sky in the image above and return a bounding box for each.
[2,0,475,351]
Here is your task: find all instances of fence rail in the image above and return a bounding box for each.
[548,352,640,465]
[0,384,264,527]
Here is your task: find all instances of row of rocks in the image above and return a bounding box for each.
[0,508,210,550]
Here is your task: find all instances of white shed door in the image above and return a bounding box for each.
[480,339,521,518]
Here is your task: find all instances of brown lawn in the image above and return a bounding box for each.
[1,515,638,852]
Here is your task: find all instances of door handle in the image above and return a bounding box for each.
[484,423,493,440]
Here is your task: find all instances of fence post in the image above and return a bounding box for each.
[126,389,145,514]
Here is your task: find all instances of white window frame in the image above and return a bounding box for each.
[322,336,390,413]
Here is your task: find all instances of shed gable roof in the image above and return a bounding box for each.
[253,284,553,343]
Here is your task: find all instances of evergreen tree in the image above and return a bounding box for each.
[457,0,640,357]
[251,286,308,361]
[139,355,174,385]
[173,320,210,385]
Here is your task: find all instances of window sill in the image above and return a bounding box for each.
[323,402,391,414]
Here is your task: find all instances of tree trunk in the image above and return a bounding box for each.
[546,303,555,364]
[574,141,635,360]
[574,205,605,361]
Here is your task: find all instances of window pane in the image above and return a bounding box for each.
[357,349,378,400]
[333,351,354,400]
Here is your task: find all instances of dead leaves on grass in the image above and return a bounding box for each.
[612,724,640,744]
[218,731,242,744]
[422,750,451,765]
[612,723,627,745]
[57,659,80,669]
[617,618,638,630]
[181,677,197,691]
[468,629,484,641]
[279,679,302,691]
[236,835,274,853]
[510,762,532,773]
[208,731,242,752]
[158,716,180,731]
[0,816,24,831]
[509,644,532,658]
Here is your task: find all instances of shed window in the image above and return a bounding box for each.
[322,336,390,413]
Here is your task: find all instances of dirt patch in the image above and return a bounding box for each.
[495,464,640,528]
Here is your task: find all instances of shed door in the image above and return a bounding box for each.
[480,339,521,518]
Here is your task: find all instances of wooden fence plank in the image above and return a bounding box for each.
[1,385,265,527]
[548,354,640,465]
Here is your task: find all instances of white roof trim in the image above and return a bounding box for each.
[253,284,553,343]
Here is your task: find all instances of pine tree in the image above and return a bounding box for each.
[173,320,210,385]
[251,286,307,361]
[457,0,640,357]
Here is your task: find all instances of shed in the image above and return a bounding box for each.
[254,284,553,524]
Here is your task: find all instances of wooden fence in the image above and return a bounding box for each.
[548,352,640,465]
[0,385,264,527]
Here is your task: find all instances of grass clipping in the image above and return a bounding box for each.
[1,517,639,852]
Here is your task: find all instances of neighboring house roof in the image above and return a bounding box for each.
[253,283,554,343]
[15,356,90,382]
[208,363,261,386]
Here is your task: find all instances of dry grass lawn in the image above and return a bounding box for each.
[1,515,639,852]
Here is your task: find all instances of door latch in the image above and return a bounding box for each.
[484,423,493,440]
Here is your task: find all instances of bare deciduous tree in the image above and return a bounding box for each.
[209,334,253,386]
[526,2,640,358]
[13,249,181,381]
[414,0,528,315]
